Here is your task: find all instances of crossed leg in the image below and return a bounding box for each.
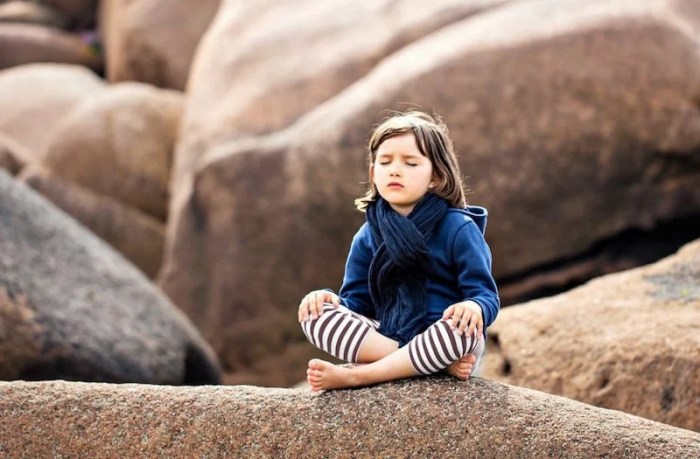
[302,305,482,391]
[335,327,476,379]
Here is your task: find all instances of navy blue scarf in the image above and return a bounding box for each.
[366,193,449,346]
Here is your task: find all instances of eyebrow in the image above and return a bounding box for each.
[376,152,424,159]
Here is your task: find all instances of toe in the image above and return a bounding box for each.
[308,359,323,370]
[309,358,330,371]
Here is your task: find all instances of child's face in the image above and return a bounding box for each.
[371,132,435,216]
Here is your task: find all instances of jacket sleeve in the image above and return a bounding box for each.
[452,221,500,329]
[338,223,376,318]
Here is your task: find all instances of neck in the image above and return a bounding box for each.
[389,203,414,217]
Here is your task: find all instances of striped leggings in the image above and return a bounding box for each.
[301,304,484,375]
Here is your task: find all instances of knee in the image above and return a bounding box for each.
[427,320,478,359]
[300,303,342,334]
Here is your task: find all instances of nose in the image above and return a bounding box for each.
[388,162,401,176]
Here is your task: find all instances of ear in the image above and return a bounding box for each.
[369,164,375,183]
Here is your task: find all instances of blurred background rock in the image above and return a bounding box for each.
[0,0,698,433]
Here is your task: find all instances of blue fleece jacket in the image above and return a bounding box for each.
[338,206,500,335]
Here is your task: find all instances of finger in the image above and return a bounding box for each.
[309,293,319,319]
[451,308,462,329]
[332,294,340,308]
[305,295,316,321]
[465,314,476,337]
[307,293,315,319]
[455,307,468,330]
[315,293,325,317]
[475,318,484,340]
[442,305,454,320]
[458,312,472,335]
[298,303,304,322]
[299,298,308,322]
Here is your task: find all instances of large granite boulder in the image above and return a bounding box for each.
[44,0,98,30]
[0,1,68,29]
[0,377,698,457]
[160,0,700,386]
[41,82,182,221]
[0,171,220,384]
[172,0,508,199]
[19,167,165,278]
[0,63,105,157]
[480,238,700,432]
[0,23,101,71]
[99,0,221,90]
[0,134,30,175]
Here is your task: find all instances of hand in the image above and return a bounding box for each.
[442,301,483,338]
[298,290,340,322]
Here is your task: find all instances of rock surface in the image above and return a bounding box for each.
[173,0,506,195]
[20,167,165,278]
[99,0,221,90]
[0,171,220,384]
[44,0,98,30]
[0,134,30,175]
[0,23,101,71]
[160,0,700,386]
[0,1,68,29]
[0,377,698,457]
[0,63,105,157]
[480,238,700,432]
[41,82,182,221]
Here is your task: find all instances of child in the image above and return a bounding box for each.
[298,111,499,391]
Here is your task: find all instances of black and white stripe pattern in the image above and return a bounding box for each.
[407,320,484,375]
[301,304,379,363]
[301,305,484,373]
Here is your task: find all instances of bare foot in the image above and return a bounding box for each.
[306,359,363,391]
[444,354,477,381]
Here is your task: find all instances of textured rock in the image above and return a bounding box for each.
[0,171,220,384]
[173,0,507,195]
[20,167,165,278]
[99,0,221,90]
[160,0,700,386]
[0,134,30,175]
[0,378,698,457]
[41,82,182,221]
[480,238,700,432]
[0,63,105,157]
[0,23,101,71]
[44,0,98,30]
[0,1,68,29]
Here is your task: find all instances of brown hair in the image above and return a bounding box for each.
[355,110,468,211]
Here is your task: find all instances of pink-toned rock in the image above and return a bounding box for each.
[0,63,106,157]
[44,0,97,29]
[20,167,165,278]
[173,0,508,195]
[480,238,700,432]
[41,82,183,221]
[160,0,700,386]
[99,0,221,90]
[0,1,68,29]
[0,23,101,71]
[0,171,221,384]
[0,134,30,175]
[0,378,698,457]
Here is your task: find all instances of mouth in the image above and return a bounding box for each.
[387,182,403,189]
